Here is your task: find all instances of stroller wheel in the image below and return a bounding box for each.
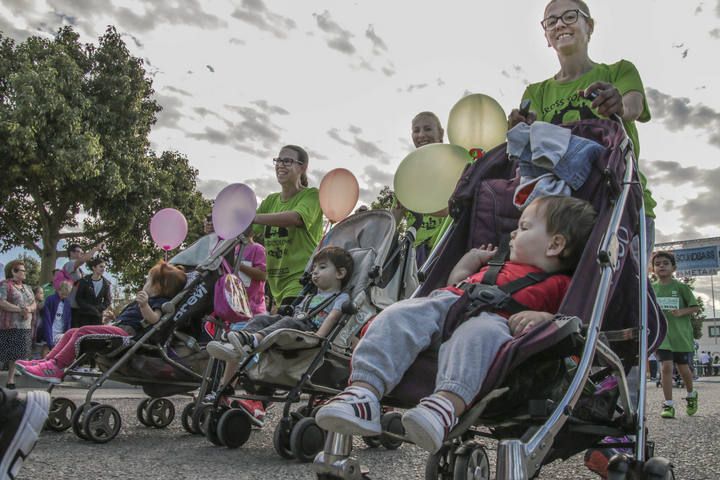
[362,436,382,448]
[379,412,404,450]
[290,417,326,463]
[71,401,100,440]
[217,408,252,449]
[203,407,227,447]
[273,412,303,459]
[147,398,175,428]
[193,403,212,435]
[452,443,490,480]
[136,398,153,427]
[82,404,122,444]
[181,402,198,434]
[425,445,453,480]
[46,397,76,432]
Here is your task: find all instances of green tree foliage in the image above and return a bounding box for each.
[370,186,395,211]
[0,27,209,287]
[17,253,40,287]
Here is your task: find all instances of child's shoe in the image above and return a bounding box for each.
[401,394,457,453]
[203,385,235,405]
[227,330,255,353]
[206,340,247,363]
[235,399,266,427]
[315,386,381,436]
[583,436,632,479]
[15,359,40,368]
[0,390,51,480]
[685,391,698,416]
[660,402,675,419]
[18,360,64,384]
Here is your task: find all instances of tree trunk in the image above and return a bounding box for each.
[40,237,61,284]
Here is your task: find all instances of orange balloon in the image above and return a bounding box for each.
[319,168,360,222]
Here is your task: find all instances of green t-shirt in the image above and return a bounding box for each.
[522,60,656,217]
[253,188,322,304]
[409,213,447,249]
[652,278,698,353]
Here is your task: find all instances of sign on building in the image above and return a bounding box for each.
[672,245,719,277]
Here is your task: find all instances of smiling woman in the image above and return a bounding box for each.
[0,260,36,389]
[252,145,323,309]
[508,0,656,258]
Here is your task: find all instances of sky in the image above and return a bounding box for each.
[1,0,719,313]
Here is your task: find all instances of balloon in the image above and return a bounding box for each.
[447,93,507,152]
[213,183,258,240]
[150,208,188,251]
[319,168,360,223]
[394,144,471,214]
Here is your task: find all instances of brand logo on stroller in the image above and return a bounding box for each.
[173,283,209,321]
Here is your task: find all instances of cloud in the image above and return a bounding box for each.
[245,175,280,200]
[646,88,720,147]
[113,1,225,32]
[360,164,394,204]
[153,92,185,130]
[164,85,192,97]
[327,127,390,163]
[644,160,720,231]
[381,65,396,77]
[120,32,143,48]
[348,125,362,135]
[229,37,245,45]
[196,179,231,199]
[251,99,290,116]
[314,10,356,55]
[231,0,296,39]
[405,83,428,93]
[710,28,720,38]
[365,25,387,54]
[206,65,215,73]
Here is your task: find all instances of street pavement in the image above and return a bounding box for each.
[14,377,720,480]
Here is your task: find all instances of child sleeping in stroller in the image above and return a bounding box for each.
[16,261,186,383]
[204,246,354,416]
[316,195,596,454]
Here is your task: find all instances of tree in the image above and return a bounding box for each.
[370,185,395,211]
[0,26,209,287]
[17,253,40,287]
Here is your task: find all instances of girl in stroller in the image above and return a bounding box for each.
[316,195,596,453]
[16,261,186,384]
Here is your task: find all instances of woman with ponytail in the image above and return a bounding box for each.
[253,145,322,309]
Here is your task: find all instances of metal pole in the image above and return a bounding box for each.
[711,274,717,345]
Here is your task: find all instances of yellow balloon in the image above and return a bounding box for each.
[447,93,507,152]
[394,144,471,214]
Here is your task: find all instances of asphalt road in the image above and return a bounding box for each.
[15,378,720,480]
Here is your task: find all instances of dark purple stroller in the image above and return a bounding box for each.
[313,118,672,480]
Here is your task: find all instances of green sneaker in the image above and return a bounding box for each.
[660,404,675,419]
[686,391,698,416]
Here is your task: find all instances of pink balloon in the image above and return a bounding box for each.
[213,183,258,240]
[150,208,188,251]
[319,168,360,223]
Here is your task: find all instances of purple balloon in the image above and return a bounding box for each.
[150,208,188,251]
[213,183,258,240]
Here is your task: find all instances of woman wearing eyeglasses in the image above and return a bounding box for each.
[252,145,323,310]
[508,0,656,256]
[0,260,37,389]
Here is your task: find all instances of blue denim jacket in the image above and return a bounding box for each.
[507,122,604,190]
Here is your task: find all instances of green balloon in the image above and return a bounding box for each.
[447,93,507,152]
[394,144,471,214]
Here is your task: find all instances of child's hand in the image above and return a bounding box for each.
[465,244,498,266]
[508,311,554,336]
[136,291,149,307]
[102,309,115,323]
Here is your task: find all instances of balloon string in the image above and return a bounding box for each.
[322,220,333,238]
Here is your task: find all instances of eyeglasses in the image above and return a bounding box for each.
[272,157,302,167]
[541,9,589,30]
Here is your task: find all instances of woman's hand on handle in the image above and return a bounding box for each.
[507,109,537,129]
[581,82,625,118]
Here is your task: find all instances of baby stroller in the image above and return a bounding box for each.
[313,117,673,480]
[195,209,419,461]
[42,234,240,443]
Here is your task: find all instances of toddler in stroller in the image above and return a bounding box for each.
[204,246,353,419]
[316,195,596,453]
[16,261,187,384]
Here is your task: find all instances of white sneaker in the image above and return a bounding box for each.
[402,395,457,453]
[315,387,381,436]
[206,341,246,362]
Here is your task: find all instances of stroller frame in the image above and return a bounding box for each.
[43,236,240,443]
[313,116,668,479]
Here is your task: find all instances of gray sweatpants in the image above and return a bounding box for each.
[350,290,512,405]
[243,313,315,337]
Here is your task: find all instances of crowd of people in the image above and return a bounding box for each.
[0,1,714,479]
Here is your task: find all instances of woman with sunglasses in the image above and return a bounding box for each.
[0,260,37,389]
[252,145,323,310]
[508,0,656,257]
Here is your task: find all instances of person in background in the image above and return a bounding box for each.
[0,261,37,389]
[62,242,104,327]
[391,111,448,267]
[252,145,323,311]
[38,281,73,356]
[651,251,700,419]
[73,257,112,328]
